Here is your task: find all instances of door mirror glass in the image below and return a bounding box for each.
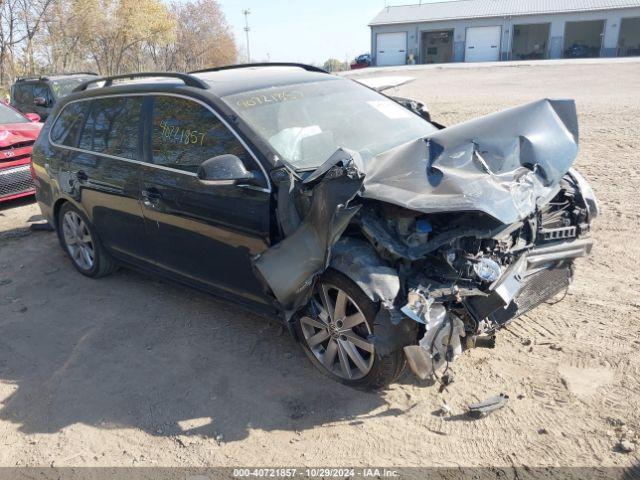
[33,96,48,107]
[24,113,41,122]
[197,154,255,185]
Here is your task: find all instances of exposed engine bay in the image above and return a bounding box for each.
[358,170,595,379]
[253,97,599,382]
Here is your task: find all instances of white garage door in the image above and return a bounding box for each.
[376,32,407,66]
[465,26,502,62]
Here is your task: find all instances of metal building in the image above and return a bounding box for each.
[369,0,640,66]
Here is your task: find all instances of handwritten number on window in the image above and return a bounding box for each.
[159,119,206,146]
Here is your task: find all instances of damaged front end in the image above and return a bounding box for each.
[254,98,598,384]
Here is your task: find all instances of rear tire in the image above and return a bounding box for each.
[58,202,115,278]
[294,269,405,390]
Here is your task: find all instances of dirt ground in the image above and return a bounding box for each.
[1,60,639,469]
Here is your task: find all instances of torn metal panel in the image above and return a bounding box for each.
[360,99,579,225]
[329,238,400,305]
[254,155,364,309]
[371,307,418,356]
[402,293,466,379]
[273,167,301,237]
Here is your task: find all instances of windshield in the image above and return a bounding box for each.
[50,77,94,98]
[223,79,436,169]
[0,103,28,124]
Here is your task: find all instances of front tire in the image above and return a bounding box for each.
[58,203,115,278]
[294,269,405,390]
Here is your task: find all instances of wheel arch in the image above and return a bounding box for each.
[52,197,68,228]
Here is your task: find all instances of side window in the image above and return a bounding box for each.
[78,96,142,160]
[32,83,52,104]
[151,96,249,174]
[50,102,91,147]
[13,84,33,105]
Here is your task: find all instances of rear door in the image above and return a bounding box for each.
[62,95,150,263]
[139,94,273,306]
[11,83,34,114]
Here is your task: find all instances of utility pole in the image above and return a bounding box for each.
[243,9,251,63]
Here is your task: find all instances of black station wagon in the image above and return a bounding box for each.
[32,64,598,389]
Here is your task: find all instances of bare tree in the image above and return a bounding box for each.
[0,0,53,83]
[147,0,237,72]
[0,0,239,88]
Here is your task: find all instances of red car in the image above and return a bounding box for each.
[0,102,42,202]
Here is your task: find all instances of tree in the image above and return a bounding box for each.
[36,0,98,74]
[147,0,237,72]
[0,0,238,87]
[88,0,175,75]
[0,0,53,83]
[323,58,348,72]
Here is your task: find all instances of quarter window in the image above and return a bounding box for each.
[12,84,33,105]
[78,97,142,160]
[50,102,91,147]
[151,96,249,174]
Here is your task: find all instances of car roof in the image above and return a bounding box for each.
[72,66,341,99]
[46,74,98,81]
[191,66,338,96]
[15,73,98,84]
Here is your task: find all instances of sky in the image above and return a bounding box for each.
[219,0,457,65]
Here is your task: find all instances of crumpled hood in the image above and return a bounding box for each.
[0,122,41,148]
[360,99,579,225]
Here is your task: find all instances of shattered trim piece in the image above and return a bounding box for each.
[467,393,510,418]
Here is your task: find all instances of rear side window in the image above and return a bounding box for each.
[12,84,33,105]
[50,102,90,147]
[78,96,143,160]
[151,96,249,173]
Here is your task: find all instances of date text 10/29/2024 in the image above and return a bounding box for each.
[230,468,399,478]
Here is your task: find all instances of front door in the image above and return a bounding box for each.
[139,94,273,307]
[31,82,54,120]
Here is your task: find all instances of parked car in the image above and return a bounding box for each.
[0,102,42,203]
[351,53,371,70]
[31,64,598,389]
[10,73,98,121]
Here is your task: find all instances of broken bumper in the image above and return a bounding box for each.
[527,238,593,268]
[405,236,592,380]
[465,238,592,326]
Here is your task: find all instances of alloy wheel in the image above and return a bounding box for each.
[299,283,374,380]
[62,210,95,271]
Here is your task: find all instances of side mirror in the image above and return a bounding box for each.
[33,97,48,107]
[24,113,41,123]
[197,154,256,186]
